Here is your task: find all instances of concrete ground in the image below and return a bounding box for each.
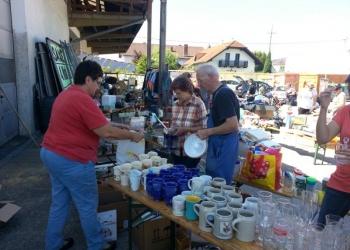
[0,131,340,250]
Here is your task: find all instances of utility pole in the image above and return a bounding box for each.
[268,25,276,53]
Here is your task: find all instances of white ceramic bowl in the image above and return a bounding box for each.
[184,134,207,158]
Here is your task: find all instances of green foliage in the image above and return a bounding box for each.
[253,51,267,72]
[262,52,272,73]
[134,46,180,74]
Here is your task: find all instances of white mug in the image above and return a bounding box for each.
[200,175,213,186]
[113,166,121,181]
[120,175,129,186]
[147,151,158,157]
[232,210,256,242]
[160,158,168,165]
[172,195,186,216]
[138,153,150,161]
[131,161,143,171]
[150,156,161,167]
[120,163,132,175]
[188,177,205,196]
[141,159,152,169]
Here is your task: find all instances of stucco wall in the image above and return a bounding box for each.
[210,48,256,73]
[11,0,69,135]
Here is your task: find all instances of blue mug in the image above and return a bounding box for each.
[163,181,178,207]
[185,195,201,220]
[174,164,186,171]
[178,178,190,193]
[188,168,200,177]
[172,172,184,182]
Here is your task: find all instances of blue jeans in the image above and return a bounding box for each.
[40,147,104,250]
[317,187,350,225]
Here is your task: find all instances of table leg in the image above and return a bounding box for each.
[128,197,133,250]
[170,220,176,250]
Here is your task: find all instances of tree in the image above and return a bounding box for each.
[253,51,267,72]
[134,46,180,74]
[263,52,272,73]
[132,49,143,65]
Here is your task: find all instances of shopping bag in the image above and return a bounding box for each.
[240,149,282,190]
[116,139,145,164]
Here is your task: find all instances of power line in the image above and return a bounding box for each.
[135,36,345,46]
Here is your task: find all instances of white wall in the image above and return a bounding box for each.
[209,48,256,73]
[11,0,69,135]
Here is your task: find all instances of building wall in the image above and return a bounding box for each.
[11,0,69,135]
[210,48,256,73]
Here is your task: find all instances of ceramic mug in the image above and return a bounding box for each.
[205,187,222,198]
[205,208,233,240]
[138,153,150,161]
[231,210,256,242]
[185,195,201,220]
[226,193,243,204]
[188,177,205,196]
[120,163,132,176]
[226,201,244,220]
[211,177,226,188]
[172,195,186,216]
[141,159,152,169]
[200,175,213,186]
[221,185,236,196]
[131,161,143,171]
[147,151,158,157]
[113,165,121,181]
[150,156,161,167]
[193,201,217,232]
[207,195,228,209]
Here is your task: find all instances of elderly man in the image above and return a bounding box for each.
[328,84,346,116]
[195,64,240,185]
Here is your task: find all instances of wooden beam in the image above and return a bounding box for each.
[87,41,130,47]
[91,48,128,54]
[81,33,135,39]
[105,0,147,3]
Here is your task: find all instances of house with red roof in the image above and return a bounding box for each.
[183,41,263,73]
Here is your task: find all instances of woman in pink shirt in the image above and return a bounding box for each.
[316,83,350,226]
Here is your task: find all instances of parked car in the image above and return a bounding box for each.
[235,81,273,98]
[272,85,287,101]
[220,75,245,92]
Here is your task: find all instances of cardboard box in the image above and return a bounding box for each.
[0,202,21,227]
[244,104,275,119]
[98,190,128,232]
[175,228,190,250]
[98,209,117,241]
[132,208,171,250]
[292,115,308,125]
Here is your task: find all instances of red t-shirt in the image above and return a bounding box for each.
[42,85,108,163]
[327,105,350,192]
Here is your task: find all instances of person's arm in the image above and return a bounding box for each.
[109,121,136,131]
[93,124,143,143]
[316,90,340,144]
[196,116,238,140]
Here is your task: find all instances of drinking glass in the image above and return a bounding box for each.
[293,221,311,250]
[308,224,324,250]
[258,190,273,202]
[276,198,291,218]
[273,218,288,248]
[255,200,277,246]
[302,190,319,224]
[325,214,344,226]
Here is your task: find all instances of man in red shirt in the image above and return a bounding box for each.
[41,60,143,250]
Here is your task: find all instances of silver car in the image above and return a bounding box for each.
[272,85,287,101]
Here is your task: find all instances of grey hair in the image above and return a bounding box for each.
[195,64,219,77]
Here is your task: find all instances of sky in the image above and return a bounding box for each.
[105,0,350,72]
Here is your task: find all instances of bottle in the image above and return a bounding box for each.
[322,177,329,191]
[295,175,306,196]
[306,177,316,192]
[282,171,293,194]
